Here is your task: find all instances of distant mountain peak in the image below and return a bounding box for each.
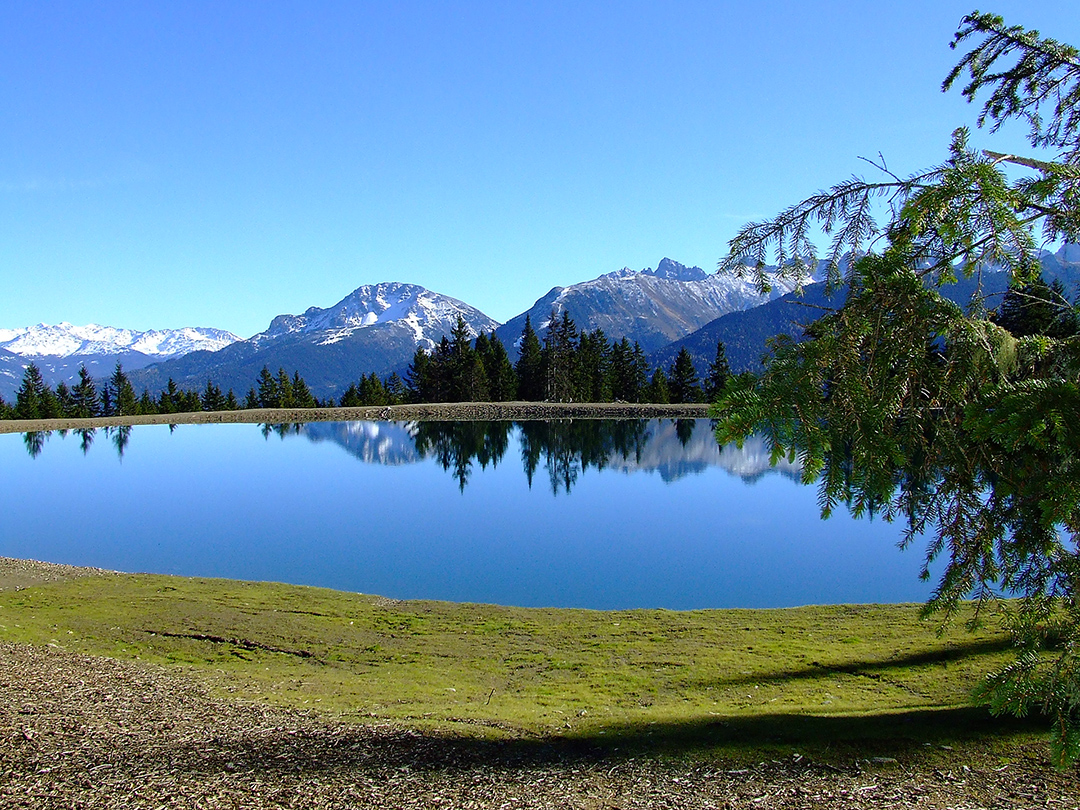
[259,281,498,347]
[495,257,812,355]
[0,322,240,359]
[1057,242,1080,263]
[646,258,709,281]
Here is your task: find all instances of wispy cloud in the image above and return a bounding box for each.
[0,163,157,193]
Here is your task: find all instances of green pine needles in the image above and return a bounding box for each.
[713,12,1080,767]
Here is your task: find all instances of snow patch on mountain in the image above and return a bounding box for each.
[0,323,240,359]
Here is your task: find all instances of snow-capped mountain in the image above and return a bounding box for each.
[125,282,500,400]
[256,282,498,348]
[495,258,815,354]
[0,323,239,359]
[0,323,241,401]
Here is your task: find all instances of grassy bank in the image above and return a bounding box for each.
[0,564,1043,766]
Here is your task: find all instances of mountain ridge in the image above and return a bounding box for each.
[122,281,499,400]
[493,257,815,355]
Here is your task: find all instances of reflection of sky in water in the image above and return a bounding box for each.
[0,421,933,610]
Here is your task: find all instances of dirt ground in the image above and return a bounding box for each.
[2,559,1077,809]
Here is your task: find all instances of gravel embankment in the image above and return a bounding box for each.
[2,642,1076,809]
[0,402,712,435]
[2,560,1077,808]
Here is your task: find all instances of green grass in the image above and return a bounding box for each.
[0,572,1045,764]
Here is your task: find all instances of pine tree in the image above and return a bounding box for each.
[110,363,138,416]
[406,348,432,403]
[995,275,1079,338]
[477,331,517,401]
[714,12,1080,763]
[667,347,702,404]
[430,337,452,402]
[515,315,545,401]
[446,315,479,402]
[644,368,670,404]
[630,343,649,402]
[99,379,113,417]
[575,328,611,402]
[339,383,362,407]
[244,387,259,409]
[201,380,225,411]
[384,372,407,404]
[71,365,101,417]
[256,366,278,408]
[137,389,158,415]
[0,393,12,420]
[608,338,632,402]
[358,373,388,405]
[463,352,490,402]
[180,389,201,412]
[543,309,578,402]
[276,368,295,408]
[158,378,182,414]
[225,389,239,410]
[15,363,58,420]
[54,381,74,417]
[703,341,732,402]
[292,372,316,408]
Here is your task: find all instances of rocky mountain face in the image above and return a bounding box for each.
[651,246,1080,378]
[125,282,499,401]
[494,258,814,355]
[0,324,240,400]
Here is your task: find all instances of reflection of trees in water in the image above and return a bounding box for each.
[262,423,305,440]
[21,426,134,460]
[23,431,50,458]
[75,428,95,455]
[518,420,649,495]
[18,426,124,460]
[675,418,695,447]
[410,420,650,494]
[413,422,512,492]
[108,425,131,460]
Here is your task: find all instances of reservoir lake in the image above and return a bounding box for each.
[0,419,934,610]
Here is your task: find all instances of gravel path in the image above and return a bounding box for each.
[0,402,712,435]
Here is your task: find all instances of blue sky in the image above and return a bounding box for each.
[2,1,1076,338]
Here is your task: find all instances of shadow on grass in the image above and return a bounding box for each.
[118,706,1045,777]
[707,637,1014,688]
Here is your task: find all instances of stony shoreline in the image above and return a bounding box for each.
[0,401,712,435]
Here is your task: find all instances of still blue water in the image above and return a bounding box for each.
[0,419,934,610]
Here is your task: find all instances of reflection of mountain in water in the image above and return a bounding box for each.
[297,421,422,465]
[602,420,802,483]
[285,418,802,490]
